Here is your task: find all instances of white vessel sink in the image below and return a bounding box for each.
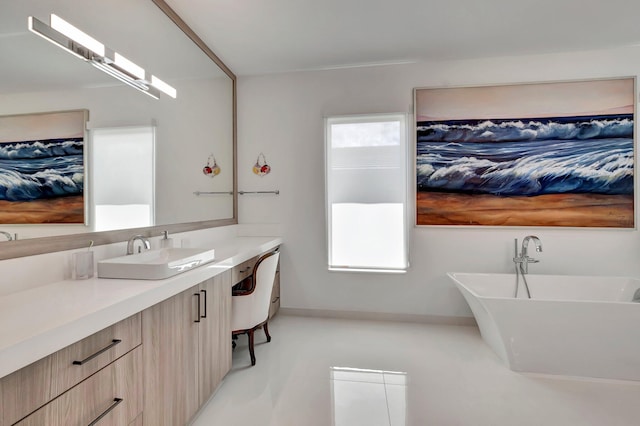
[97,247,216,280]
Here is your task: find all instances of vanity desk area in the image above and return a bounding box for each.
[0,236,282,426]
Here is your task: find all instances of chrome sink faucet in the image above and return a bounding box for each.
[0,231,13,241]
[126,234,150,255]
[513,235,542,274]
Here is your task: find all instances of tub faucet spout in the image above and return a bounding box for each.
[514,235,542,274]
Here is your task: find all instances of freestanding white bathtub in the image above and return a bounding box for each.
[447,272,640,381]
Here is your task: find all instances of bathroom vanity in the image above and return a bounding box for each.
[0,236,281,425]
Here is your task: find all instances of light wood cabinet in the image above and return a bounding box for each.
[269,262,281,319]
[55,313,141,394]
[15,346,143,426]
[1,245,277,426]
[0,354,54,426]
[142,270,232,425]
[141,286,199,426]
[0,313,141,426]
[231,256,257,284]
[198,273,232,405]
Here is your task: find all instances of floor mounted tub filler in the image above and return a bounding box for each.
[447,272,640,381]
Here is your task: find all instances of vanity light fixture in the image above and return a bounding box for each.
[27,14,176,100]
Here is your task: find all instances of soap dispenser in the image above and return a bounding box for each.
[160,230,174,248]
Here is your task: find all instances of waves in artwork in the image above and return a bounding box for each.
[0,138,84,201]
[416,115,634,197]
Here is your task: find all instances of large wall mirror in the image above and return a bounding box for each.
[0,0,236,259]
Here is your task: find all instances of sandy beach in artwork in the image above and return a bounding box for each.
[417,192,634,228]
[0,195,84,224]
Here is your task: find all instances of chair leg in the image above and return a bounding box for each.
[232,333,238,350]
[248,329,256,366]
[264,321,271,342]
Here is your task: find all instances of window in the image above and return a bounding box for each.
[325,114,408,272]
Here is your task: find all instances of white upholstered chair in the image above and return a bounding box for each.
[231,250,280,366]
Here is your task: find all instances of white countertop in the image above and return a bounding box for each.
[0,236,282,379]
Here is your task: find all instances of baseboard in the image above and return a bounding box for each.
[278,307,477,326]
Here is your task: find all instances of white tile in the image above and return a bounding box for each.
[331,367,385,384]
[332,380,389,426]
[384,384,406,426]
[191,315,640,426]
[383,372,407,385]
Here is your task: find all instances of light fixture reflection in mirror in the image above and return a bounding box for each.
[330,367,407,425]
[50,13,105,55]
[0,0,236,259]
[27,14,176,99]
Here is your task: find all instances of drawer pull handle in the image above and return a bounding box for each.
[201,289,207,318]
[194,293,201,322]
[88,398,123,425]
[272,296,280,303]
[72,340,122,365]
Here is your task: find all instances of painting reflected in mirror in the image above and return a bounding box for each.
[0,110,86,224]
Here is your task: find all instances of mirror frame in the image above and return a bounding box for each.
[0,0,237,260]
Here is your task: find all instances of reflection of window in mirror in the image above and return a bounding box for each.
[90,127,155,232]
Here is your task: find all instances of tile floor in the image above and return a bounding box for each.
[191,315,640,426]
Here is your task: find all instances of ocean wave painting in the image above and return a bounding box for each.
[0,138,84,201]
[415,79,635,228]
[0,110,86,224]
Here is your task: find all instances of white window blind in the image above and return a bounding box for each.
[326,114,408,272]
[91,126,155,231]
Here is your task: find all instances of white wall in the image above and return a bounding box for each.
[237,45,640,318]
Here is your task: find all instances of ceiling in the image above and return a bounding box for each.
[0,0,222,94]
[165,0,640,76]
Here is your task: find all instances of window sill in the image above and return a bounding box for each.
[328,267,407,274]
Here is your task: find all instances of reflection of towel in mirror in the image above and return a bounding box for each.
[633,288,640,303]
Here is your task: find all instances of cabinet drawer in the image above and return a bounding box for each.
[129,413,143,426]
[231,256,258,284]
[54,313,141,394]
[0,313,141,426]
[0,357,54,426]
[15,346,143,426]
